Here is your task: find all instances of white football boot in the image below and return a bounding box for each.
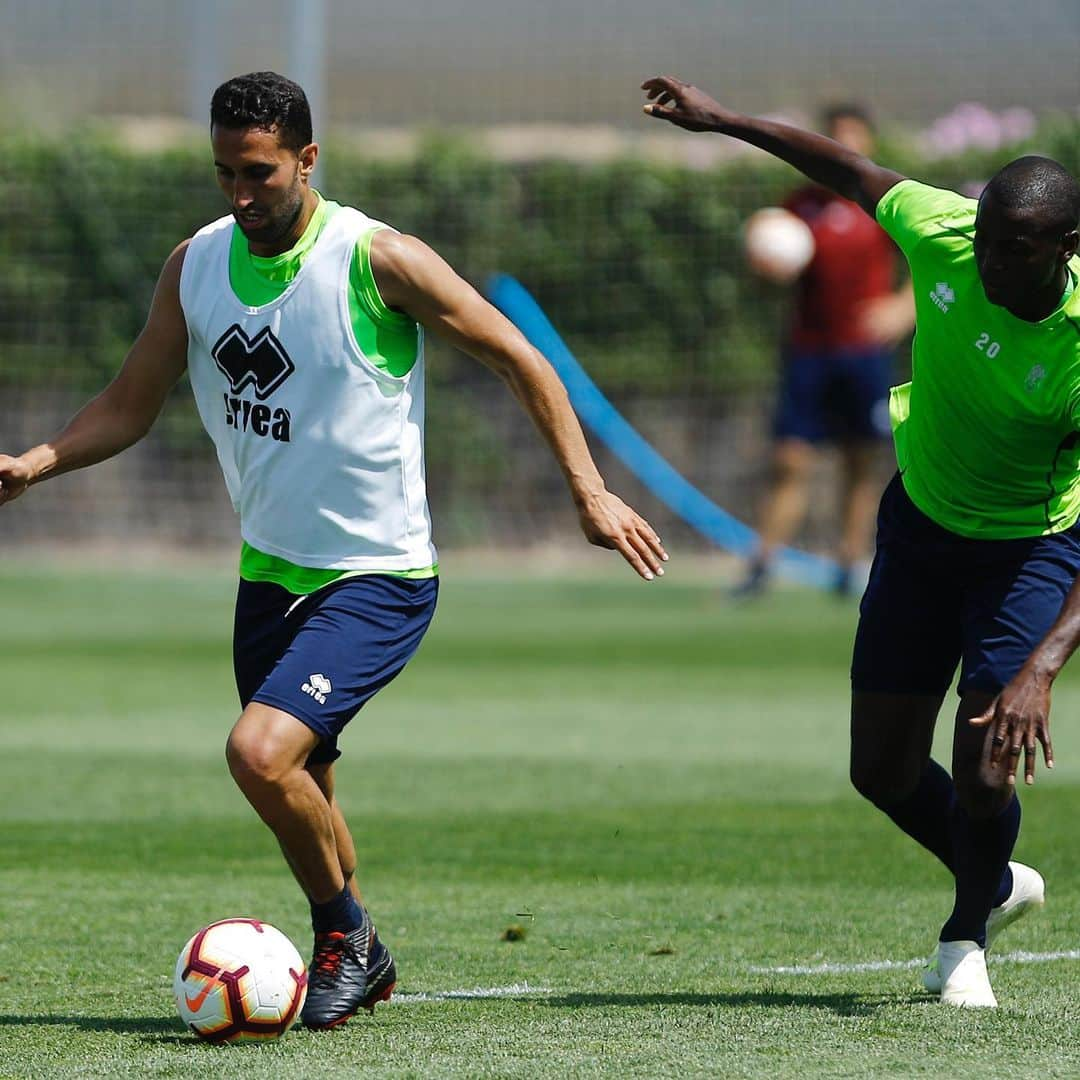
[935,940,997,1007]
[921,861,1045,995]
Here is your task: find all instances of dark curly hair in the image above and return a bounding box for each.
[210,72,313,151]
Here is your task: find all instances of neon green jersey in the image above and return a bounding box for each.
[878,179,1080,538]
[227,193,436,592]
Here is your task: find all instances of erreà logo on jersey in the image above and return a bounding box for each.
[929,282,955,314]
[213,324,293,443]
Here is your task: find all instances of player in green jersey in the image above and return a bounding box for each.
[643,74,1080,1008]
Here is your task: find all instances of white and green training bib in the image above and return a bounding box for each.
[180,206,438,573]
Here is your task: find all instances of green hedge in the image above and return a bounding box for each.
[2,116,1077,411]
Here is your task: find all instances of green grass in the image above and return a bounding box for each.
[2,562,1079,1078]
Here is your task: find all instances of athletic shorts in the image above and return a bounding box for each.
[233,574,439,764]
[851,473,1080,697]
[773,346,893,444]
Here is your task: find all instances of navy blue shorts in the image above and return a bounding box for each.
[851,474,1080,697]
[773,347,893,444]
[233,574,438,764]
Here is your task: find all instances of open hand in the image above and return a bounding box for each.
[578,490,668,581]
[970,670,1054,786]
[0,455,33,507]
[641,76,729,132]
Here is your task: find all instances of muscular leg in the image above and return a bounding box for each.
[837,442,881,570]
[850,691,956,868]
[270,759,365,908]
[308,761,364,906]
[940,691,1020,945]
[226,702,346,904]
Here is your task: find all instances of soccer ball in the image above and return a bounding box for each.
[174,918,308,1042]
[744,207,816,282]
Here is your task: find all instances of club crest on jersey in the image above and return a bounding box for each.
[1025,364,1047,392]
[212,324,295,400]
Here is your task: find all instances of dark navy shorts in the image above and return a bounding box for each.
[233,574,438,764]
[773,346,893,444]
[851,474,1080,697]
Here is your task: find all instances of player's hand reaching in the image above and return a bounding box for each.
[0,455,34,507]
[577,490,668,581]
[641,76,731,132]
[970,669,1054,786]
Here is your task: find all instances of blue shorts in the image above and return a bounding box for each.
[233,574,438,764]
[773,347,893,444]
[851,474,1080,697]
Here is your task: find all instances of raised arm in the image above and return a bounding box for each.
[0,241,191,506]
[369,230,668,581]
[642,76,905,215]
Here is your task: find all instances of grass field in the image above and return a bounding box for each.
[2,560,1079,1078]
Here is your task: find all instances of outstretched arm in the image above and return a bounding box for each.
[0,241,190,506]
[369,230,668,581]
[642,76,905,215]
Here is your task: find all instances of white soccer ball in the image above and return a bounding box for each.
[174,918,308,1042]
[744,207,816,282]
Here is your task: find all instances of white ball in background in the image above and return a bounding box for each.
[744,207,816,283]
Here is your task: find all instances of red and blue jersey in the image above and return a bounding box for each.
[783,185,897,350]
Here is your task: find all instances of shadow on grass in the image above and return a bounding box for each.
[0,1015,185,1037]
[533,990,922,1016]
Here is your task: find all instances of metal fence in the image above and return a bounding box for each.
[2,1,1074,560]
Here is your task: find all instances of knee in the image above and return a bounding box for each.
[226,725,288,793]
[850,756,920,808]
[952,767,1011,819]
[772,452,810,486]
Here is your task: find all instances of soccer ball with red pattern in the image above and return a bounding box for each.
[173,918,307,1042]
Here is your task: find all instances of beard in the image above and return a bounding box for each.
[234,182,307,250]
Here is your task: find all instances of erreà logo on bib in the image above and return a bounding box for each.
[212,324,294,443]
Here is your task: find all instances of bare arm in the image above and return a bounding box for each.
[0,241,191,505]
[369,230,668,580]
[641,76,905,215]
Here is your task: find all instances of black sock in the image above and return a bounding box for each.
[878,759,956,871]
[940,795,1020,946]
[310,884,364,934]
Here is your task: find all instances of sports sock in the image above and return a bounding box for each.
[940,794,1021,946]
[877,759,956,871]
[310,884,364,934]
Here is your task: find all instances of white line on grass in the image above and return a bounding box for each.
[387,953,1080,1003]
[749,949,1080,976]
[390,983,552,1005]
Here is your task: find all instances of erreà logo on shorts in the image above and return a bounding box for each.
[302,674,332,705]
[929,282,955,313]
[213,324,294,443]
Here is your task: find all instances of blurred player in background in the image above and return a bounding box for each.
[0,71,667,1031]
[739,104,914,597]
[644,73,1080,1008]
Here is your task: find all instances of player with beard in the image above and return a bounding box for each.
[643,74,1080,1008]
[0,72,668,1029]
